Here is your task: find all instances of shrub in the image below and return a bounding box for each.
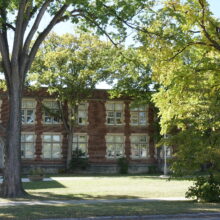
[148,165,158,174]
[185,174,220,202]
[69,149,89,170]
[117,157,129,174]
[30,167,44,176]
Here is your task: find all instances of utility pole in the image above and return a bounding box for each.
[163,134,168,176]
[163,144,168,176]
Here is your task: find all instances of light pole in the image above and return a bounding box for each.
[163,144,168,176]
[163,134,168,176]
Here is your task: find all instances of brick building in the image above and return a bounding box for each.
[0,89,158,174]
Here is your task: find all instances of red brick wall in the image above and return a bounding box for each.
[0,89,157,170]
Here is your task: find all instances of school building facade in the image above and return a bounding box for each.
[0,89,165,174]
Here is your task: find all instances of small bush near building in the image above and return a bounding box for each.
[117,157,129,174]
[148,165,158,174]
[28,167,44,181]
[185,174,220,202]
[69,149,89,170]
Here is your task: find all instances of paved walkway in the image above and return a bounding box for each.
[0,176,113,183]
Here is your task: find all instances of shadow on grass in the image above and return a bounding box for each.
[129,175,193,181]
[23,180,65,190]
[1,201,220,219]
[47,173,160,178]
[24,192,141,201]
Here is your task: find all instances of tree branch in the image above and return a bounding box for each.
[58,100,70,133]
[81,12,118,47]
[23,0,52,56]
[199,23,220,51]
[101,3,151,36]
[21,1,34,37]
[198,0,220,51]
[5,23,16,31]
[56,9,83,23]
[25,4,68,77]
[165,41,210,61]
[0,8,11,84]
[12,0,27,65]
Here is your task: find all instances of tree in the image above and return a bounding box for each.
[106,0,220,177]
[0,0,149,197]
[107,47,152,102]
[30,31,114,168]
[137,0,220,178]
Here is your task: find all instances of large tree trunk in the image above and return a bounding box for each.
[0,78,26,197]
[66,131,73,169]
[0,137,4,170]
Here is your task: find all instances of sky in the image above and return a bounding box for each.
[5,0,220,89]
[52,0,220,35]
[208,0,220,18]
[96,0,220,89]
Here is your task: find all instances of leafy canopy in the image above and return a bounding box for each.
[140,0,220,175]
[30,31,113,104]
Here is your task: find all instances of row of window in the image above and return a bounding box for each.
[21,133,149,160]
[21,100,148,126]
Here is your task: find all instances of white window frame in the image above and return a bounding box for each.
[77,103,88,125]
[160,146,173,159]
[130,103,148,126]
[21,133,36,159]
[21,99,36,124]
[130,134,149,159]
[42,133,62,159]
[105,134,125,159]
[72,133,88,157]
[105,102,124,125]
[42,100,61,124]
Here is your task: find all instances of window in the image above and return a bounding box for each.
[106,102,123,125]
[160,146,173,159]
[72,134,88,157]
[77,103,88,125]
[42,134,62,159]
[130,104,148,126]
[21,99,36,124]
[106,135,124,158]
[130,135,149,159]
[21,134,35,159]
[43,100,60,124]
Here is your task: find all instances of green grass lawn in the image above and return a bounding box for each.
[1,201,220,219]
[0,175,220,219]
[23,175,192,200]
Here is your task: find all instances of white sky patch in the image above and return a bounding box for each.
[96,81,113,89]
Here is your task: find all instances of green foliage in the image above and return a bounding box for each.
[137,0,220,132]
[29,31,115,126]
[137,0,220,179]
[30,31,113,94]
[161,129,220,177]
[186,174,220,202]
[108,47,152,103]
[29,167,44,176]
[69,149,89,171]
[148,165,158,174]
[117,157,129,174]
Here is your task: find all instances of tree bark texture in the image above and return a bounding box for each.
[0,0,68,198]
[66,132,73,169]
[1,78,26,197]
